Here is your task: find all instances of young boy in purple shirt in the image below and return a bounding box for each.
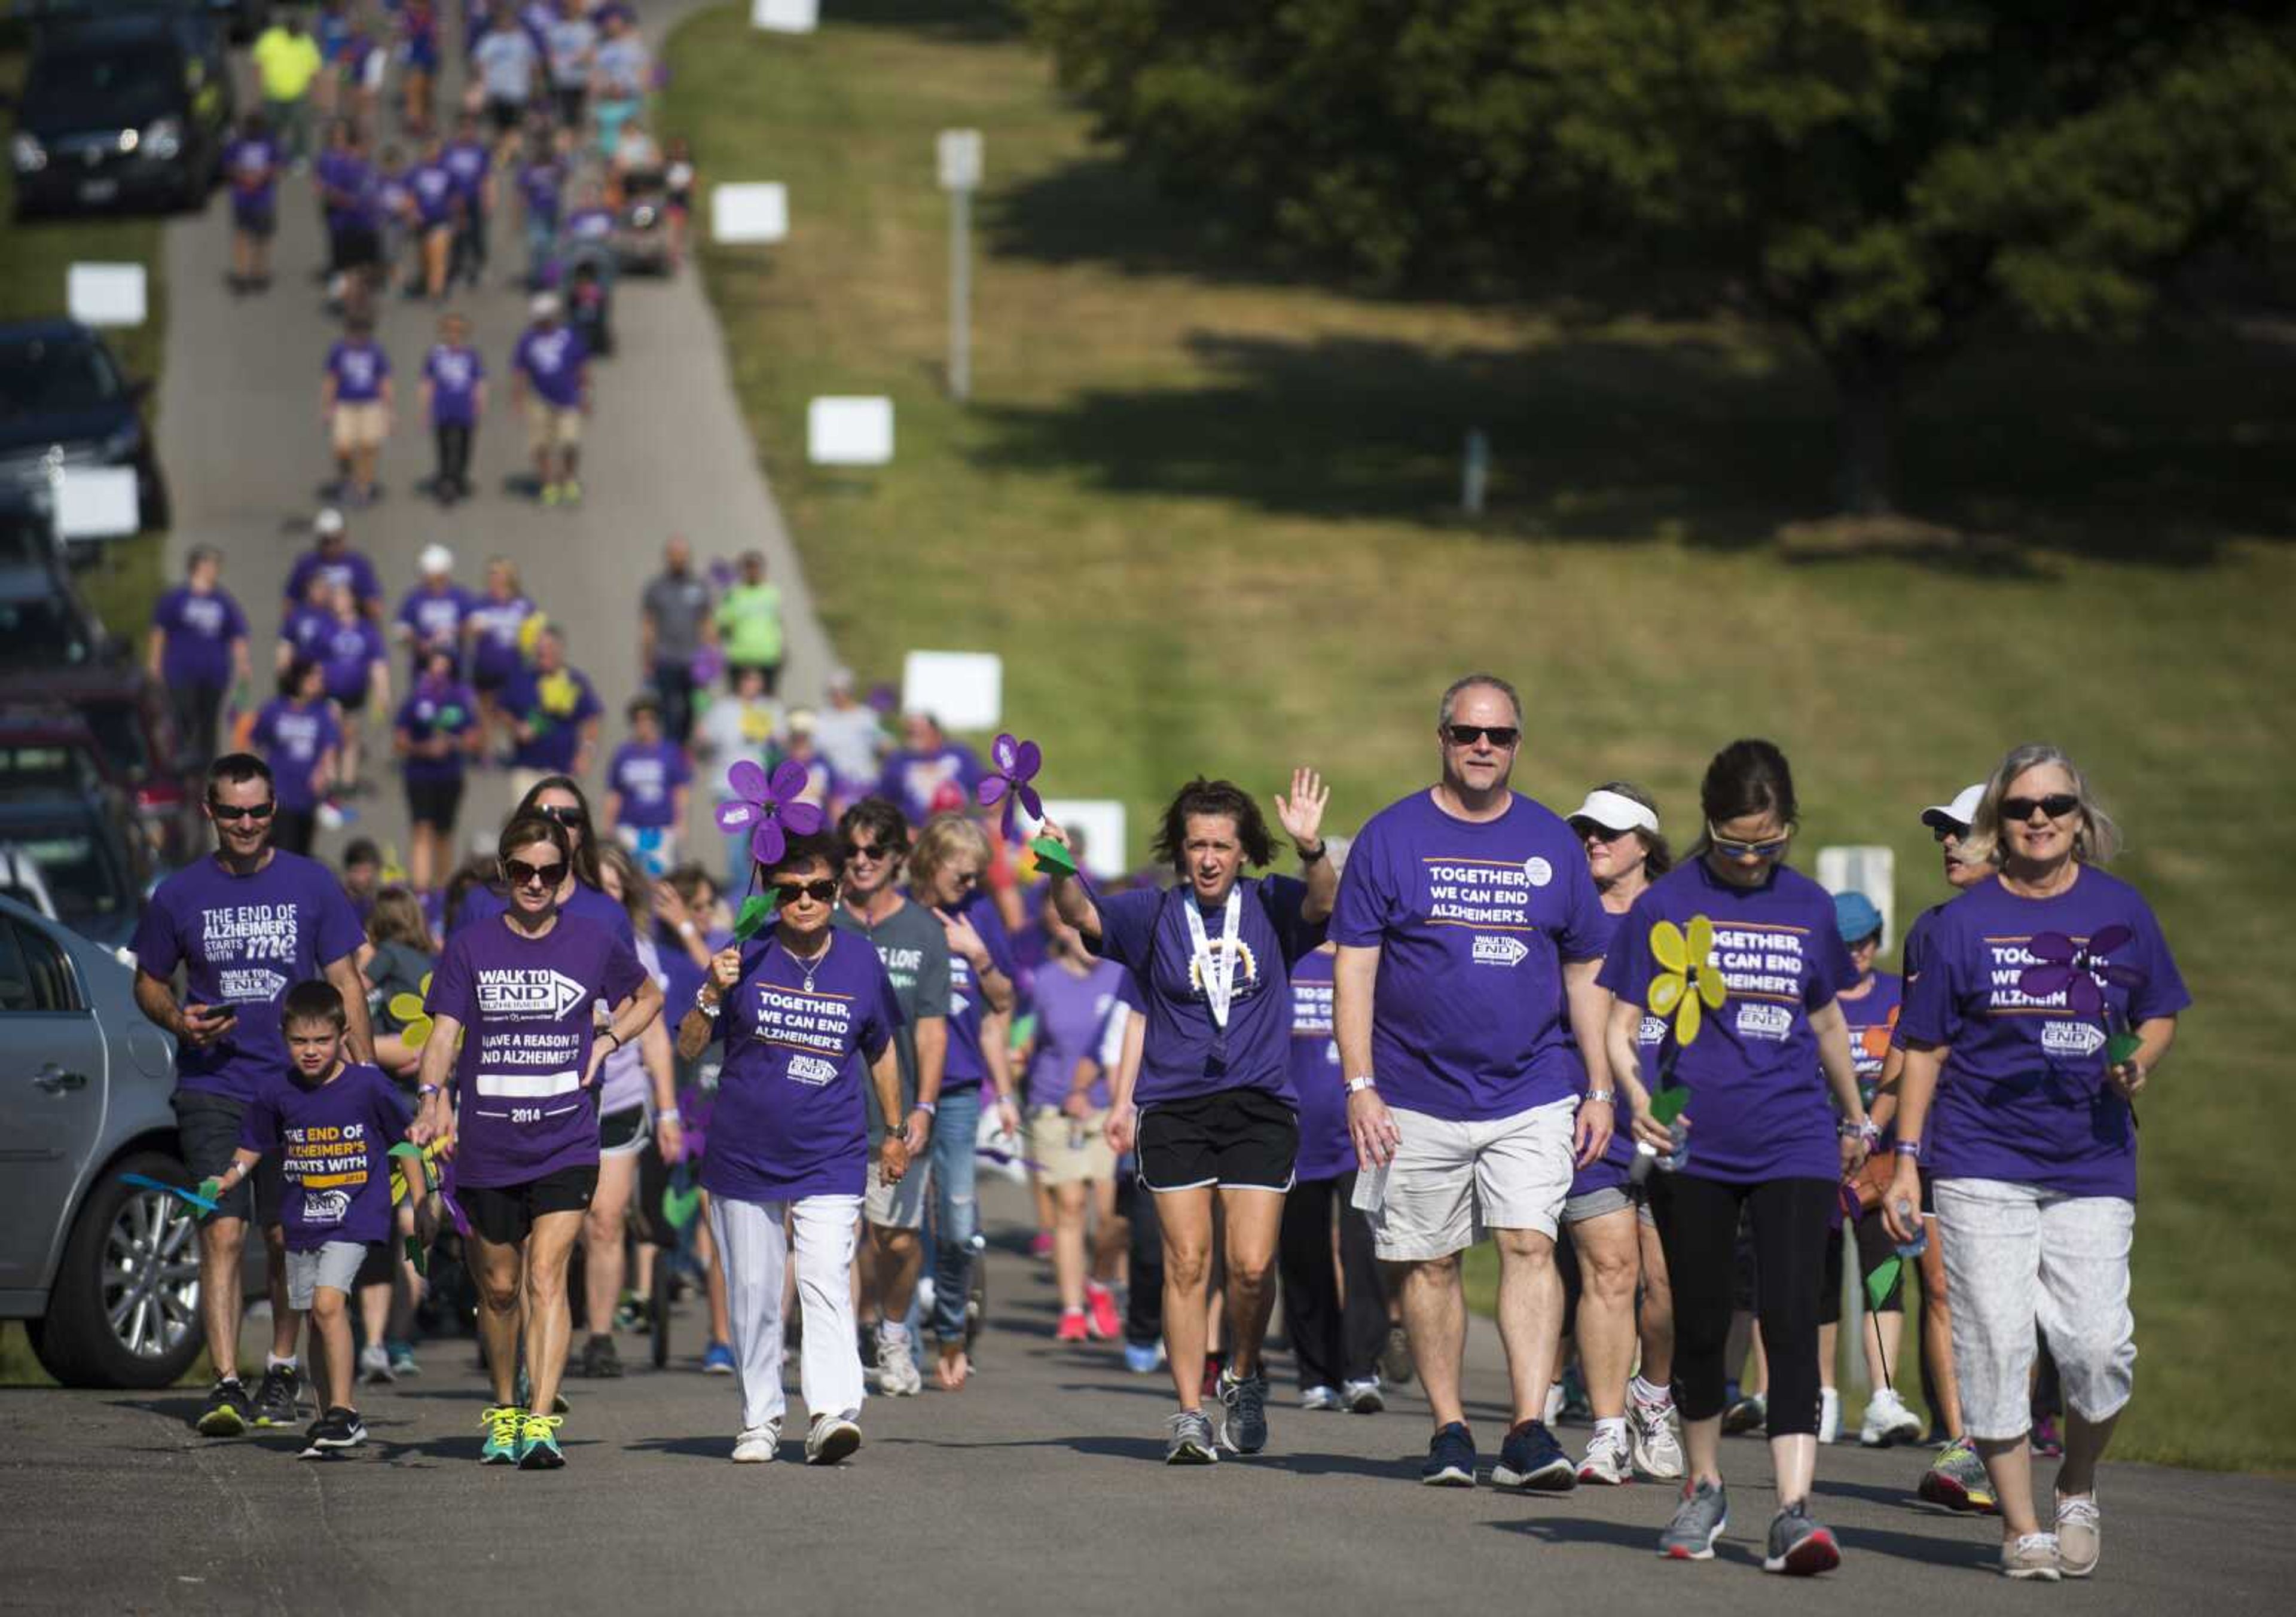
[420,311,486,502]
[321,314,392,506]
[224,114,282,292]
[603,695,690,870]
[442,111,494,288]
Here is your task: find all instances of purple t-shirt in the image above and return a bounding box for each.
[1088,875,1324,1107]
[502,663,599,771]
[325,339,390,404]
[442,138,490,203]
[240,1063,410,1249]
[251,698,340,811]
[316,617,385,703]
[425,913,644,1188]
[939,887,1015,1093]
[152,584,248,686]
[283,547,384,615]
[279,605,332,665]
[130,851,365,1102]
[1598,857,1855,1185]
[1561,903,1662,1187]
[875,743,984,827]
[1330,789,1607,1122]
[225,136,279,213]
[512,323,587,406]
[422,343,485,427]
[1839,970,1903,1108]
[395,678,477,782]
[408,158,458,226]
[1900,869,2187,1200]
[518,159,563,225]
[465,594,535,683]
[607,739,690,830]
[396,582,474,663]
[456,878,637,948]
[700,930,902,1203]
[563,204,614,243]
[317,151,377,230]
[1288,949,1352,1181]
[1023,957,1130,1113]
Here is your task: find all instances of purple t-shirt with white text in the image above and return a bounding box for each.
[240,1063,410,1249]
[151,584,248,686]
[251,698,340,810]
[502,663,599,771]
[607,739,689,830]
[465,594,535,683]
[395,678,477,782]
[283,547,383,615]
[1288,949,1353,1181]
[315,618,386,703]
[939,887,1015,1093]
[422,344,485,426]
[325,340,390,404]
[512,323,587,406]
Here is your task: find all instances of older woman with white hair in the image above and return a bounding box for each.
[1885,744,2188,1582]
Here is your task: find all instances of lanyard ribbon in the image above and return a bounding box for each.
[1180,887,1244,1030]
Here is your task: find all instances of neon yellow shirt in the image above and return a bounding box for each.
[252,27,323,102]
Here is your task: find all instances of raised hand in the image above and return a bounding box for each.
[1272,767,1329,852]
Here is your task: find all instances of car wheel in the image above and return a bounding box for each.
[28,1150,207,1389]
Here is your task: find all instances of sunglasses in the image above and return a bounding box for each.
[844,842,899,864]
[1929,822,1967,845]
[1707,824,1790,859]
[1444,724,1520,749]
[2002,793,2079,823]
[503,858,568,889]
[1570,820,1637,844]
[774,879,839,906]
[209,800,277,821]
[538,805,585,826]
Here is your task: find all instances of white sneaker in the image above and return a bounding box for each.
[731,1420,780,1463]
[1630,1393,1684,1480]
[1858,1387,1925,1448]
[1300,1384,1340,1411]
[805,1409,862,1465]
[875,1323,923,1397]
[1342,1377,1385,1414]
[1818,1386,1842,1443]
[358,1343,393,1385]
[1577,1426,1632,1485]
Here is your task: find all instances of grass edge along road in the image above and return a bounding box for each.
[662,1,2294,1472]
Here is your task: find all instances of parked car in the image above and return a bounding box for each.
[0,542,112,675]
[10,664,192,862]
[0,322,172,533]
[8,8,233,218]
[0,845,60,918]
[0,893,211,1387]
[0,784,152,955]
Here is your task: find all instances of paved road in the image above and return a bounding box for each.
[156,0,831,869]
[1,1176,2285,1615]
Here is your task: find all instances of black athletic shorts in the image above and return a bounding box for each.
[404,775,463,830]
[335,224,381,271]
[486,95,526,136]
[1137,1086,1297,1194]
[173,1092,285,1225]
[463,1163,598,1245]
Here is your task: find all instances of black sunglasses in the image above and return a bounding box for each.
[209,800,277,821]
[503,858,568,889]
[538,805,585,826]
[1929,822,1967,845]
[843,840,900,863]
[2001,793,2080,823]
[774,879,840,905]
[1444,724,1521,749]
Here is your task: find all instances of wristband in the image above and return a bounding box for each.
[1345,1075,1376,1095]
[657,1106,682,1124]
[600,1031,621,1054]
[913,1101,936,1118]
[1893,1139,1922,1159]
[1583,1089,1614,1105]
[418,1083,442,1098]
[1298,841,1326,864]
[677,920,697,939]
[694,985,720,1014]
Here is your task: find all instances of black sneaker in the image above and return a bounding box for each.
[251,1364,303,1428]
[195,1377,252,1437]
[1421,1421,1477,1487]
[1217,1367,1270,1454]
[1491,1419,1576,1491]
[578,1334,622,1379]
[299,1407,368,1459]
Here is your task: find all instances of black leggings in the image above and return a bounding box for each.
[1276,1172,1386,1390]
[435,423,473,490]
[1652,1174,1834,1437]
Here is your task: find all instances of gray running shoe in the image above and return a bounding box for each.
[2054,1494,2100,1578]
[1217,1367,1269,1454]
[1378,1324,1415,1386]
[1164,1408,1219,1465]
[251,1364,302,1428]
[2001,1533,2063,1581]
[1342,1377,1385,1414]
[1761,1500,1841,1575]
[1659,1479,1729,1561]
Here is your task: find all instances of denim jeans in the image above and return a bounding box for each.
[927,1087,982,1346]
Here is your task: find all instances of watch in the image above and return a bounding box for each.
[693,985,720,1014]
[1345,1075,1377,1096]
[1298,841,1327,864]
[1583,1089,1614,1105]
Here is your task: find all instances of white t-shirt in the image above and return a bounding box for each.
[697,696,778,794]
[812,704,884,788]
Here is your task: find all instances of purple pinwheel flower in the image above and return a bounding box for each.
[708,557,737,591]
[689,643,725,686]
[977,732,1043,840]
[716,759,826,868]
[2017,925,2143,1017]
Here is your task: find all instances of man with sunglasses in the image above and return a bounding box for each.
[830,798,951,1398]
[1332,675,1616,1493]
[132,754,373,1438]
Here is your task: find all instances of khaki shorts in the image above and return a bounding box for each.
[1028,1105,1115,1188]
[865,1148,928,1230]
[527,400,583,453]
[1370,1096,1577,1261]
[331,400,389,453]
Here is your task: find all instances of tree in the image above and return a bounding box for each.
[1025,1,2296,513]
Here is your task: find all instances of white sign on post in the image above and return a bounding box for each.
[750,0,819,32]
[807,396,893,466]
[1817,845,1897,952]
[67,262,148,327]
[899,650,1002,732]
[937,129,982,192]
[54,466,141,539]
[1030,799,1127,879]
[710,182,789,244]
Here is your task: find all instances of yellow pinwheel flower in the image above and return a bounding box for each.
[1647,915,1728,1046]
[537,669,579,717]
[388,972,436,1050]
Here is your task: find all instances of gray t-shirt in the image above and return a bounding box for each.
[474,29,541,102]
[831,897,949,1140]
[813,704,884,788]
[642,571,712,665]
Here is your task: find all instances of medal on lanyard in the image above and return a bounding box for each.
[1182,887,1243,1049]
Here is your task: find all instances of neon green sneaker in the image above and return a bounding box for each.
[517,1412,566,1470]
[541,482,563,506]
[479,1404,523,1465]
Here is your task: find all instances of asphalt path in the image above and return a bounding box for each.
[155,0,831,870]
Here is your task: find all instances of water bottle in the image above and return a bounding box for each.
[1892,1196,1928,1260]
[1661,1120,1690,1173]
[1068,1117,1087,1151]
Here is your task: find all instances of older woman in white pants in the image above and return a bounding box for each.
[1886,744,2188,1582]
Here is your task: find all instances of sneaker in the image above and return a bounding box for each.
[1630,1392,1684,1480]
[251,1364,303,1428]
[1300,1384,1341,1411]
[541,482,563,506]
[1492,1419,1576,1491]
[702,1340,737,1375]
[875,1324,922,1396]
[386,1341,421,1377]
[2031,1414,2064,1458]
[1379,1323,1416,1386]
[1577,1426,1633,1485]
[1084,1282,1121,1341]
[1818,1386,1841,1443]
[1217,1367,1269,1455]
[1721,1392,1767,1435]
[1343,1377,1385,1414]
[1054,1310,1089,1344]
[2002,1532,2063,1581]
[2054,1493,2101,1578]
[299,1406,367,1458]
[516,1412,565,1469]
[1029,1231,1054,1260]
[195,1377,252,1437]
[1122,1341,1165,1374]
[479,1404,523,1464]
[1859,1387,1924,1448]
[613,1294,648,1332]
[1918,1436,1997,1512]
[578,1333,622,1379]
[805,1410,862,1465]
[731,1420,780,1463]
[1659,1479,1729,1560]
[1559,1364,1592,1424]
[1164,1408,1219,1465]
[561,479,582,505]
[1763,1500,1840,1575]
[1420,1421,1477,1487]
[359,1343,394,1386]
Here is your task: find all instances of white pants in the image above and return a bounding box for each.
[1935,1177,2137,1442]
[709,1191,866,1432]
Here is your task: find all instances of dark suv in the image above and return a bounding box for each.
[0,322,172,532]
[9,10,233,216]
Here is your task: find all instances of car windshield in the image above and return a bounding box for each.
[0,333,123,417]
[20,45,181,127]
[0,597,99,668]
[5,821,126,927]
[0,742,104,800]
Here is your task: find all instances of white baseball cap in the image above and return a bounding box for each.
[1921,784,1986,832]
[1567,788,1660,837]
[313,506,346,537]
[530,292,561,319]
[419,543,454,575]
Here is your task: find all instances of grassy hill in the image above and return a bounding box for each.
[662,0,2296,1470]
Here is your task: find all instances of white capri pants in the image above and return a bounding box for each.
[1934,1177,2137,1442]
[709,1192,866,1432]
